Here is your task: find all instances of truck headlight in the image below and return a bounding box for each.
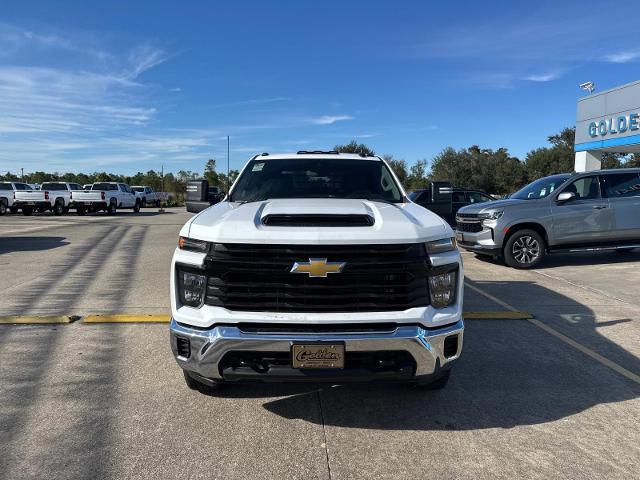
[178,236,210,253]
[428,265,458,308]
[425,237,457,254]
[178,269,207,307]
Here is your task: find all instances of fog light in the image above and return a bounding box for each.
[428,268,457,308]
[178,270,207,307]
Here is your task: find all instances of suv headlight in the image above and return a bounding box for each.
[425,237,457,254]
[478,210,503,221]
[177,267,207,307]
[428,265,458,308]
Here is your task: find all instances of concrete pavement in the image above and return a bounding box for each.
[0,210,638,479]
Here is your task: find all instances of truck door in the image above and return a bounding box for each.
[551,175,614,246]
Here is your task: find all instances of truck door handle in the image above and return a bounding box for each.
[592,205,607,209]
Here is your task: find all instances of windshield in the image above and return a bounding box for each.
[131,187,144,192]
[511,175,570,200]
[230,158,403,203]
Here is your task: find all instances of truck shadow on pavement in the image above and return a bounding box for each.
[254,279,640,430]
[0,236,69,254]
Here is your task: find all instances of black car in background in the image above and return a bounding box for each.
[409,185,496,224]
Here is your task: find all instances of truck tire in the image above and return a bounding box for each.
[504,229,545,269]
[53,199,65,216]
[76,206,86,216]
[107,201,117,215]
[133,200,141,213]
[0,199,6,215]
[416,370,451,390]
[183,370,219,395]
[22,206,33,216]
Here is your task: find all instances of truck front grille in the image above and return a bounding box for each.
[203,243,431,312]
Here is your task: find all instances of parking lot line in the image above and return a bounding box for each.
[465,281,640,385]
[83,314,171,323]
[0,316,76,324]
[464,311,532,319]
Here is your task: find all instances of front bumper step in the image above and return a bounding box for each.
[170,318,464,383]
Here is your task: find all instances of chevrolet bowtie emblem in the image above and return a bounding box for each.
[290,258,346,278]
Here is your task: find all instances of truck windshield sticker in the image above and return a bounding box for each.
[252,162,265,172]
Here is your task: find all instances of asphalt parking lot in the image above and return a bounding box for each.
[0,209,639,479]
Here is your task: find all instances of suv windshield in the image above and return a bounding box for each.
[231,158,403,203]
[511,175,570,200]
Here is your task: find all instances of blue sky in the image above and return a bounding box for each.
[2,0,640,176]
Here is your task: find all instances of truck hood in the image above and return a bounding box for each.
[186,198,451,244]
[457,198,529,214]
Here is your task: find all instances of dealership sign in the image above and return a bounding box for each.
[589,113,640,137]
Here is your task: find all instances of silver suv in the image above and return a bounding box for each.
[455,168,640,268]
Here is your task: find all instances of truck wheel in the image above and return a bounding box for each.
[504,229,545,269]
[107,201,117,215]
[53,199,65,216]
[76,206,86,216]
[183,370,219,395]
[22,206,33,216]
[0,199,6,215]
[415,370,451,390]
[133,200,141,213]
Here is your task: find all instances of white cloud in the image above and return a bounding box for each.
[523,71,562,82]
[309,115,354,125]
[603,50,640,64]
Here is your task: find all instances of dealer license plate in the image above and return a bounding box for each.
[291,344,345,369]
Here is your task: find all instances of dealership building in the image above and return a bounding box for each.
[575,80,640,171]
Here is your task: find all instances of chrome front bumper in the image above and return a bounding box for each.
[170,318,464,383]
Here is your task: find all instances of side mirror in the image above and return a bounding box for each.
[556,191,576,203]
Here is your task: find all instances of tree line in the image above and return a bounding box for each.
[3,127,638,200]
[335,128,640,195]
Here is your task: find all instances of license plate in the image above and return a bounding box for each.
[456,231,464,242]
[291,344,345,369]
[27,202,35,205]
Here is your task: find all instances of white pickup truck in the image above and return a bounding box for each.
[72,182,141,215]
[169,151,464,394]
[131,186,161,207]
[13,182,83,216]
[0,181,33,215]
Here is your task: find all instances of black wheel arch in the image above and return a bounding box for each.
[503,222,549,252]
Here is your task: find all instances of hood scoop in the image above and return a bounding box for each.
[261,213,374,227]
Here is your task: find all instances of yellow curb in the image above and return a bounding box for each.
[83,314,171,323]
[0,316,76,324]
[464,311,533,319]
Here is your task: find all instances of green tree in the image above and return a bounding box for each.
[204,159,219,187]
[406,159,429,190]
[524,127,575,180]
[334,140,375,156]
[383,155,408,186]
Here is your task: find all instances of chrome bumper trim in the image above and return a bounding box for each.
[170,318,464,380]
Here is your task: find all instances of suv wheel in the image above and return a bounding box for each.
[504,229,545,269]
[0,199,7,215]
